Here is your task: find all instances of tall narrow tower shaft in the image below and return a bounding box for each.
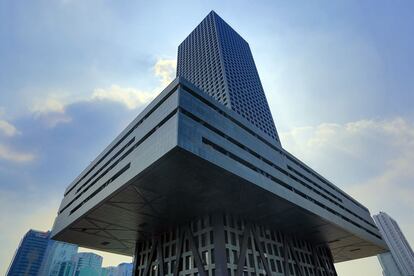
[177,11,280,143]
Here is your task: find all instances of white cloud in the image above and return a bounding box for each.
[28,58,176,117]
[281,117,414,241]
[40,113,72,128]
[29,95,73,128]
[0,144,35,163]
[154,58,176,87]
[0,120,19,137]
[90,58,176,110]
[0,113,32,163]
[282,117,414,275]
[91,85,156,109]
[31,97,66,114]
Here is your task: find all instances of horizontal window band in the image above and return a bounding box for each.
[201,137,381,240]
[75,137,135,195]
[64,85,179,196]
[180,84,367,212]
[70,163,131,215]
[287,166,375,228]
[180,108,374,225]
[181,85,369,212]
[180,108,377,228]
[61,108,179,215]
[60,83,371,234]
[181,106,376,229]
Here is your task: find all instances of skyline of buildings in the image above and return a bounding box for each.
[9,211,414,276]
[7,229,133,276]
[374,212,414,276]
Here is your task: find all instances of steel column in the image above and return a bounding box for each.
[185,224,207,276]
[212,213,229,276]
[251,225,272,276]
[235,222,251,276]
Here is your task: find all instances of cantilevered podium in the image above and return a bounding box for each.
[52,12,387,276]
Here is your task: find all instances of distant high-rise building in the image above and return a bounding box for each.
[73,252,103,276]
[40,240,78,276]
[57,261,75,276]
[101,263,132,276]
[101,266,117,276]
[6,230,51,276]
[115,263,132,276]
[374,212,414,276]
[177,11,280,143]
[378,252,404,276]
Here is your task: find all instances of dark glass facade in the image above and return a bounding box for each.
[177,11,280,143]
[7,230,51,276]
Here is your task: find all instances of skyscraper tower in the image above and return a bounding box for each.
[73,252,103,275]
[7,230,51,276]
[39,240,78,276]
[177,11,279,143]
[51,11,387,276]
[374,212,414,276]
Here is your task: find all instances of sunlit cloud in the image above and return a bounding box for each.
[39,112,73,128]
[91,58,176,109]
[28,95,73,128]
[91,85,155,110]
[154,58,176,87]
[32,97,66,114]
[281,117,414,275]
[0,120,19,137]
[281,118,414,168]
[346,119,414,213]
[281,116,414,233]
[27,58,176,118]
[0,144,35,163]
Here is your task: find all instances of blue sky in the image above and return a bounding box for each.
[1,1,414,275]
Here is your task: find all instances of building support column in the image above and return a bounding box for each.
[326,246,338,276]
[173,229,185,276]
[132,214,337,276]
[251,225,272,276]
[133,241,142,276]
[235,221,251,276]
[212,213,229,276]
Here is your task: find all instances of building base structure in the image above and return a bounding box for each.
[133,213,337,276]
[50,77,389,276]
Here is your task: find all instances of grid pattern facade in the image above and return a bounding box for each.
[374,212,414,275]
[134,214,336,276]
[7,230,51,276]
[222,214,336,276]
[177,11,279,142]
[135,215,216,276]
